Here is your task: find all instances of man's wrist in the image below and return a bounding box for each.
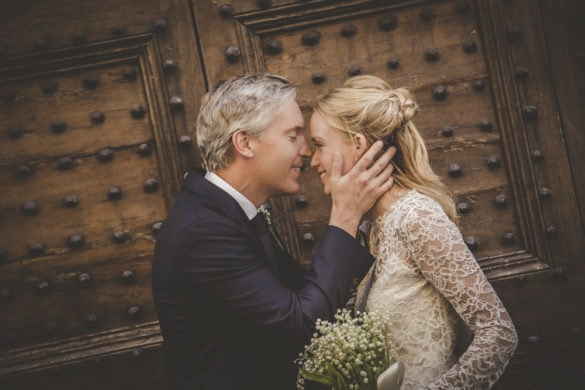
[328,211,360,238]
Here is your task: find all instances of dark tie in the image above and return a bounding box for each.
[354,222,375,314]
[252,213,281,275]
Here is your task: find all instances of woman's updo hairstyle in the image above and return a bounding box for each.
[313,75,457,223]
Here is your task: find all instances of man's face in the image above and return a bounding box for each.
[309,112,356,195]
[250,99,311,199]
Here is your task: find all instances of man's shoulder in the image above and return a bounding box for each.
[162,184,251,245]
[166,193,237,234]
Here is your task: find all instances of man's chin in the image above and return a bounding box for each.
[274,183,300,197]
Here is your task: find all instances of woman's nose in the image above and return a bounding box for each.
[299,136,311,157]
[310,152,319,168]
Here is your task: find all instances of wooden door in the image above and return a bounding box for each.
[0,0,205,388]
[193,2,585,388]
[1,1,584,389]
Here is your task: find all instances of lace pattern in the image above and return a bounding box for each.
[365,190,518,389]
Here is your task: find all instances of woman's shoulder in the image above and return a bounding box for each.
[378,190,452,234]
[393,190,445,217]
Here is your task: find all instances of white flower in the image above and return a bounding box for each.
[295,309,392,390]
[258,205,284,250]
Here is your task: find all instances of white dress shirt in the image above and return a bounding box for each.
[204,171,258,221]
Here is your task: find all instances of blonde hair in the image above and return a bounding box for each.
[313,75,458,223]
[196,73,297,171]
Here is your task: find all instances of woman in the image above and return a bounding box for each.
[309,75,518,389]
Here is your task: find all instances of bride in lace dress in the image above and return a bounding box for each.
[308,75,518,389]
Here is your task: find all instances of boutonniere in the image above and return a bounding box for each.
[259,205,284,250]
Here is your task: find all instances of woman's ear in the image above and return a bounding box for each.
[353,134,368,161]
[232,130,254,159]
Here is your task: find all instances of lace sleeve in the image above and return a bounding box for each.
[403,203,518,390]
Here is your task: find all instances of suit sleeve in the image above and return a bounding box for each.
[174,217,373,345]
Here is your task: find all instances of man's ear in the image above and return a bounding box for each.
[353,134,368,161]
[232,130,254,159]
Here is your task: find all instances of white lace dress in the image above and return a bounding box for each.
[362,190,518,389]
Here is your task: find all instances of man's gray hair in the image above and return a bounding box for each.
[196,73,298,171]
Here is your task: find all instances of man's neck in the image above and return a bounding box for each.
[205,171,259,220]
[214,168,266,208]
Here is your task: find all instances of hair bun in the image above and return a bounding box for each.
[389,88,418,126]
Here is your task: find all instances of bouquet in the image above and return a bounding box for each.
[296,309,391,390]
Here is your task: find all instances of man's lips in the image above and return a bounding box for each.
[292,161,307,172]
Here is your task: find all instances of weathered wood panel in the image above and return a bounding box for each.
[0,0,206,386]
[192,2,585,389]
[1,1,584,389]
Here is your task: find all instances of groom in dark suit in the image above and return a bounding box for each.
[151,73,395,390]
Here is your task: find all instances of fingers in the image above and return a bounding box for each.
[328,143,396,232]
[360,147,396,197]
[350,142,396,183]
[329,151,343,182]
[354,142,396,174]
[352,140,383,172]
[374,163,395,194]
[368,146,396,177]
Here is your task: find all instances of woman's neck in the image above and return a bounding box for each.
[369,186,409,219]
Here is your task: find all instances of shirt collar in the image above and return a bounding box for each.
[204,171,258,221]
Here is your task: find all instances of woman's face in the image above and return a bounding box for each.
[309,112,358,195]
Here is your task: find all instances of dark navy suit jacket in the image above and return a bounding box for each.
[152,169,374,390]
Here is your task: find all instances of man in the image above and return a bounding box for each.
[151,73,395,389]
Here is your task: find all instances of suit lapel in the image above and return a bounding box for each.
[184,169,280,275]
[184,169,249,223]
